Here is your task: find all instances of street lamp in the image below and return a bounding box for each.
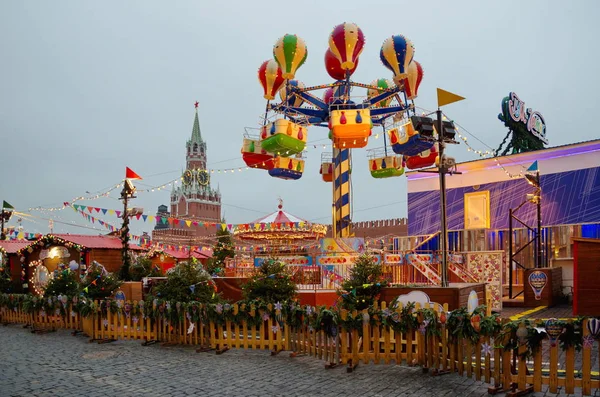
[119,178,137,280]
[1,201,14,240]
[524,162,542,269]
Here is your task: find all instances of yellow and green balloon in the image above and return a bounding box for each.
[273,34,308,80]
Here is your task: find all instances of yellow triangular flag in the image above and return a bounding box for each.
[108,209,115,215]
[148,215,154,222]
[437,88,465,107]
[185,220,192,227]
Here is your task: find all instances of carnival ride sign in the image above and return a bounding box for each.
[497,92,547,155]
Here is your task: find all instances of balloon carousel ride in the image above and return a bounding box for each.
[245,23,452,241]
[238,23,490,311]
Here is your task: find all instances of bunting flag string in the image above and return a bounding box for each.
[70,206,141,242]
[69,204,315,234]
[4,229,44,241]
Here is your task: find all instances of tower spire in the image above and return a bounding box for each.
[191,101,202,143]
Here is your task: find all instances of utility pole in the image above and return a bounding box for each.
[436,109,450,287]
[535,171,542,268]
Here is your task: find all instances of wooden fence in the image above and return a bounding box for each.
[1,301,599,396]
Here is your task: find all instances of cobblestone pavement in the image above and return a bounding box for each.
[0,325,597,397]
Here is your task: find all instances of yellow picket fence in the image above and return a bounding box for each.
[0,305,83,332]
[1,301,599,396]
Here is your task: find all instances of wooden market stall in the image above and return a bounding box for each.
[16,234,145,295]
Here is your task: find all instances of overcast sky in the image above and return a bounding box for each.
[1,0,599,238]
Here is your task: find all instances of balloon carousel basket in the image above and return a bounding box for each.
[367,148,404,179]
[260,119,306,155]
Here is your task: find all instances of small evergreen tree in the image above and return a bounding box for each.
[43,268,79,297]
[152,259,220,303]
[338,253,388,311]
[207,225,235,276]
[0,260,13,293]
[129,256,162,281]
[242,258,297,303]
[81,261,123,299]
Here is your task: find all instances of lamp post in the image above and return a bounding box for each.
[119,179,136,280]
[525,166,542,268]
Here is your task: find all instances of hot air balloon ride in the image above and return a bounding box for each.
[260,119,307,156]
[242,23,458,242]
[320,153,334,183]
[403,60,424,100]
[268,154,305,180]
[328,22,365,71]
[380,35,415,85]
[367,78,394,108]
[273,34,308,80]
[325,49,358,80]
[367,148,404,179]
[258,59,286,100]
[405,143,438,170]
[241,130,275,170]
[279,79,305,108]
[388,117,434,156]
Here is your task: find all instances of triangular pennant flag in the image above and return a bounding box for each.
[108,209,115,215]
[437,88,465,108]
[221,223,226,231]
[94,207,101,213]
[125,167,142,180]
[102,208,108,215]
[135,214,141,220]
[147,215,154,222]
[87,206,94,213]
[527,161,538,173]
[227,224,232,231]
[142,215,148,222]
[192,221,198,226]
[185,220,192,227]
[161,217,168,224]
[115,210,122,217]
[2,200,14,210]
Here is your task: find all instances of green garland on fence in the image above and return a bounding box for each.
[0,293,590,356]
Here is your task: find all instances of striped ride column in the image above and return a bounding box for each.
[333,148,352,237]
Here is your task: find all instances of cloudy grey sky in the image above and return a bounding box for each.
[1,0,599,238]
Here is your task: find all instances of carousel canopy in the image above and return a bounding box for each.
[234,200,327,241]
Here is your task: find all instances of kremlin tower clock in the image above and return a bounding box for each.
[152,102,222,245]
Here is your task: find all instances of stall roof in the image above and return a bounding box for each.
[16,234,146,252]
[0,240,31,253]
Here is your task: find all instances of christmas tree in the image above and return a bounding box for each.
[338,253,388,311]
[81,261,123,300]
[43,266,79,297]
[129,255,162,281]
[242,258,297,303]
[206,223,235,276]
[0,259,13,293]
[152,258,220,303]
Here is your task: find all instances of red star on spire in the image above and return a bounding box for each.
[194,101,199,108]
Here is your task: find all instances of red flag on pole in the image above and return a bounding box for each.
[125,167,142,180]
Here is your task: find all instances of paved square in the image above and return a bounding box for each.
[0,325,595,396]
